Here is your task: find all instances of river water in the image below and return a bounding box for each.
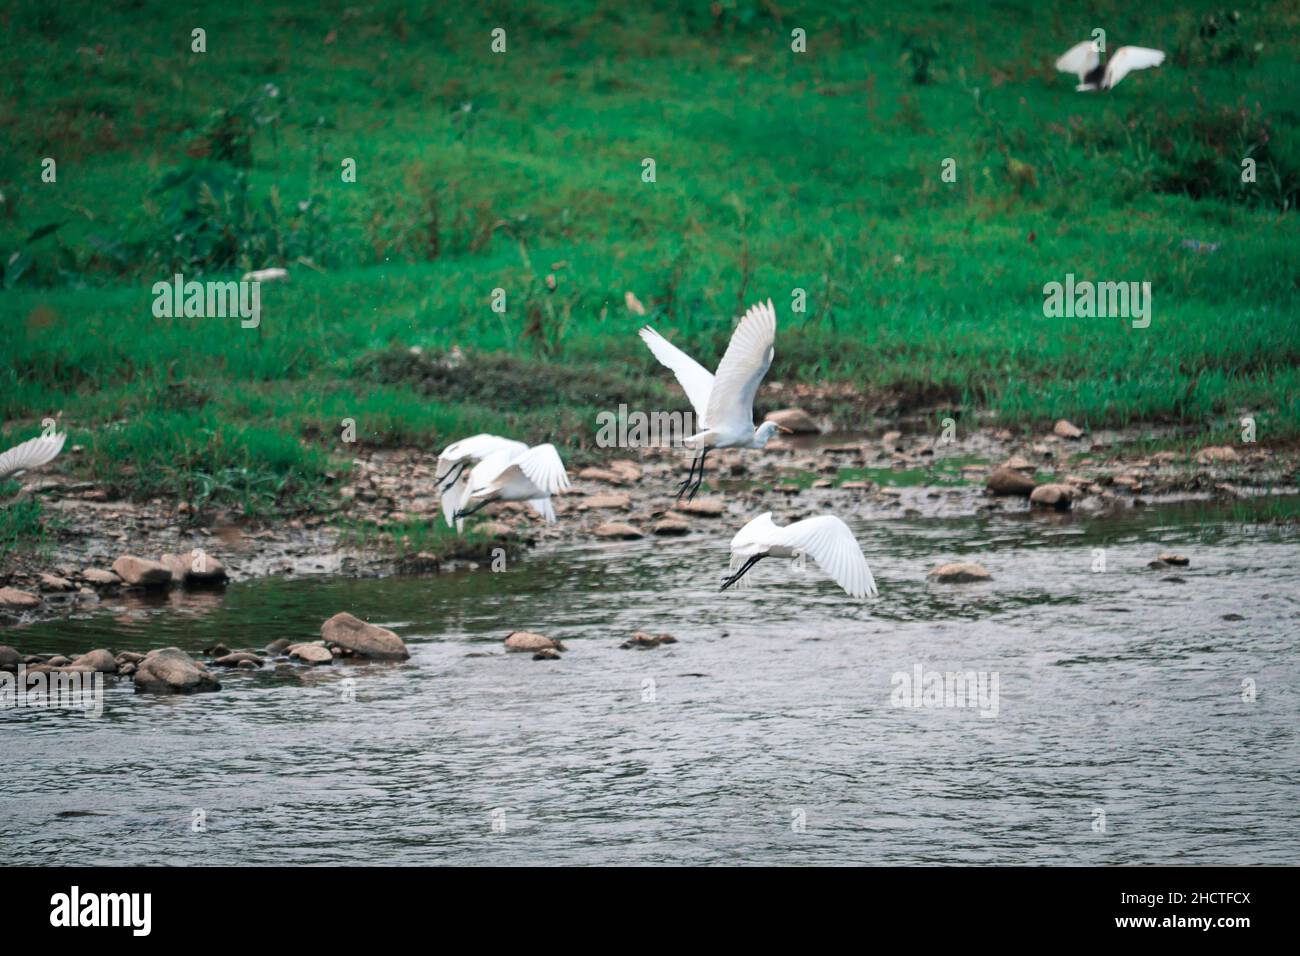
[3,499,1298,865]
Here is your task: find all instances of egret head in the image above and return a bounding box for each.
[754,421,789,447]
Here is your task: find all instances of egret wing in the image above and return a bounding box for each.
[510,443,570,496]
[438,434,526,473]
[775,515,877,599]
[705,300,776,436]
[1103,47,1164,89]
[639,326,715,422]
[0,432,66,480]
[1055,40,1099,80]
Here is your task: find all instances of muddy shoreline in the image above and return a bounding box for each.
[2,419,1297,629]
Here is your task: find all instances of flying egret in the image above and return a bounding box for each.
[1055,40,1165,91]
[450,443,570,531]
[639,299,788,501]
[721,512,877,599]
[436,433,528,528]
[0,431,67,482]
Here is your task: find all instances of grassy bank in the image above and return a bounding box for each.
[2,0,1298,525]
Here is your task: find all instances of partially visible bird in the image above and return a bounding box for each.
[450,443,570,531]
[0,431,67,482]
[721,512,877,599]
[1055,40,1165,91]
[436,434,528,528]
[639,299,788,501]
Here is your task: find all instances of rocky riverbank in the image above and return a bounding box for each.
[2,414,1297,631]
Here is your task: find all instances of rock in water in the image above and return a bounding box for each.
[161,550,229,585]
[213,651,265,667]
[82,568,121,586]
[1029,483,1073,510]
[70,649,118,674]
[289,643,334,665]
[111,555,173,588]
[621,631,679,650]
[320,612,410,660]
[0,587,42,610]
[133,648,221,694]
[927,562,992,583]
[1158,552,1190,566]
[504,631,562,653]
[764,408,820,434]
[986,467,1036,496]
[532,648,562,661]
[0,646,21,671]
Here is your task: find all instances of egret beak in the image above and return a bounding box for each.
[775,425,794,435]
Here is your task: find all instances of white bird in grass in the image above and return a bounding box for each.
[448,443,570,531]
[436,433,528,528]
[1055,40,1165,92]
[721,512,877,599]
[639,299,788,501]
[0,431,67,482]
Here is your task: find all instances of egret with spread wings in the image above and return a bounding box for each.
[639,299,787,501]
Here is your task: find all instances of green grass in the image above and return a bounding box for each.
[1,0,1297,531]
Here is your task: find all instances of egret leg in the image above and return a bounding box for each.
[720,553,766,591]
[435,460,467,491]
[685,448,710,502]
[453,499,491,521]
[675,448,703,499]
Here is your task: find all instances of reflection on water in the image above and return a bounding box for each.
[3,500,1298,864]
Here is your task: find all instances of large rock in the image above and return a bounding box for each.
[985,467,1036,496]
[577,467,625,485]
[133,648,221,694]
[38,573,76,592]
[593,522,643,539]
[0,587,41,610]
[764,408,820,434]
[675,497,725,516]
[320,612,409,660]
[927,562,992,583]
[1029,483,1073,510]
[70,649,118,674]
[1053,419,1083,439]
[111,555,173,588]
[160,550,228,585]
[0,646,20,670]
[504,631,561,653]
[82,568,121,586]
[583,493,632,510]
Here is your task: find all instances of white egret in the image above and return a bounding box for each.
[1056,40,1165,91]
[450,443,570,531]
[639,299,787,500]
[721,512,877,599]
[436,433,528,528]
[0,431,67,482]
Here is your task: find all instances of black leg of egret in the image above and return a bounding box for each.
[720,553,765,591]
[676,448,702,499]
[685,448,710,502]
[453,499,491,521]
[435,460,466,491]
